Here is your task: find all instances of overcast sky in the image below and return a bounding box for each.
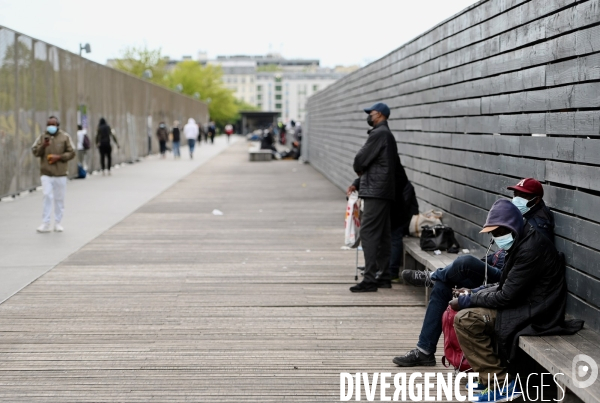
[0,0,476,67]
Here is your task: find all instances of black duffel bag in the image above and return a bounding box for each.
[420,224,460,253]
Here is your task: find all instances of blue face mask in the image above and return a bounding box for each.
[493,233,515,250]
[46,125,58,135]
[512,196,531,214]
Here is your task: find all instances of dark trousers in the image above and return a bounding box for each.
[416,255,502,354]
[99,144,112,171]
[361,198,392,284]
[159,140,167,155]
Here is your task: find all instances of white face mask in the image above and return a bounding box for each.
[493,233,515,250]
[512,196,531,214]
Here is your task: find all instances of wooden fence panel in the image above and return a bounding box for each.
[305,0,600,330]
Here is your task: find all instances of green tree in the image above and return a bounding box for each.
[235,99,260,112]
[112,46,169,86]
[168,61,238,126]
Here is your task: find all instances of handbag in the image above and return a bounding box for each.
[419,224,460,253]
[409,209,443,237]
[344,191,361,248]
[441,305,471,372]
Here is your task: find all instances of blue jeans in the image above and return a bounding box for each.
[416,254,502,354]
[388,226,408,278]
[172,141,180,157]
[187,139,196,156]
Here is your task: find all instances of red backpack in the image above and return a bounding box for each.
[441,305,472,372]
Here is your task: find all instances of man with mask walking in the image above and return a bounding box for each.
[347,102,408,292]
[31,116,75,233]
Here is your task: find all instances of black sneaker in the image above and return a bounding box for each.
[349,281,378,293]
[393,348,436,367]
[377,279,392,288]
[401,270,433,287]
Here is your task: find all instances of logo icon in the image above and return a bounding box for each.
[572,354,598,389]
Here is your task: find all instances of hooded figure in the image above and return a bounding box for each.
[96,117,119,173]
[458,199,583,362]
[183,118,199,159]
[183,118,199,140]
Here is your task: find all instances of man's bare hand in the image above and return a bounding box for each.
[43,138,51,147]
[347,185,357,196]
[48,154,61,164]
[450,298,461,311]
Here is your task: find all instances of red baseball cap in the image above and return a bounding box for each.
[507,178,544,197]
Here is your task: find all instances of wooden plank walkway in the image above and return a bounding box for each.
[0,141,445,402]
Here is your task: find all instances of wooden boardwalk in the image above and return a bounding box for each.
[0,142,443,402]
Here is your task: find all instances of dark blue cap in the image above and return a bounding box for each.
[364,102,390,118]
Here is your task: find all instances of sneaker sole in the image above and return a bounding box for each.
[392,357,436,367]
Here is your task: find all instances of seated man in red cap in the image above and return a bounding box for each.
[393,178,554,368]
[450,199,581,402]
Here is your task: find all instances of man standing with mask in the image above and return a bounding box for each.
[347,103,408,292]
[31,116,75,233]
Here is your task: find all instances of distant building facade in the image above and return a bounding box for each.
[170,53,356,123]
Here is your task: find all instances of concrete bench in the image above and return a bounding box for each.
[248,149,272,161]
[402,237,458,306]
[519,330,600,403]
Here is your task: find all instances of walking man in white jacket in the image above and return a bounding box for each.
[183,118,200,159]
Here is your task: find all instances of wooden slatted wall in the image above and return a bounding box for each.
[305,0,600,331]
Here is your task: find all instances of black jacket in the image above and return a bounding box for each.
[353,121,406,201]
[352,177,413,230]
[470,224,582,361]
[523,200,555,243]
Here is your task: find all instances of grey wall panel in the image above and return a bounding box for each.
[0,25,208,199]
[306,0,600,330]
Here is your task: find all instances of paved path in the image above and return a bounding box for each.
[0,141,442,402]
[0,136,234,304]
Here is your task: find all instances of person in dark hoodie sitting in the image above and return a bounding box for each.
[393,178,554,368]
[450,199,582,402]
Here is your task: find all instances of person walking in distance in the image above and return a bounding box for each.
[31,116,75,233]
[96,118,120,175]
[347,102,408,292]
[224,124,233,142]
[183,118,199,159]
[76,124,89,168]
[156,122,169,158]
[207,121,216,144]
[171,120,181,159]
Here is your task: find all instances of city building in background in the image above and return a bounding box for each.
[166,52,357,123]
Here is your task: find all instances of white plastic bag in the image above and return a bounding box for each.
[409,209,443,237]
[344,191,361,248]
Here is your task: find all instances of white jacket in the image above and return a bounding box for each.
[183,118,199,140]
